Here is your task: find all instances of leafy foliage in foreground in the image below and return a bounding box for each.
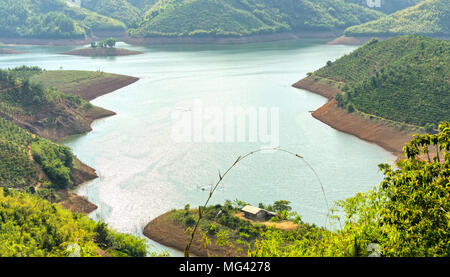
[130,0,383,37]
[345,0,450,37]
[312,35,450,127]
[0,0,125,39]
[251,122,449,257]
[0,188,148,257]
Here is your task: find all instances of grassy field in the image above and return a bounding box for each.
[31,70,119,92]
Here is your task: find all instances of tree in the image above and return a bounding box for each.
[105,38,116,48]
[272,200,292,213]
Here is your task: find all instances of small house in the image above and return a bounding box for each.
[242,205,278,221]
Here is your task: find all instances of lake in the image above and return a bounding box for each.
[0,39,395,256]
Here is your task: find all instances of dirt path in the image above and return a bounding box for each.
[234,212,299,231]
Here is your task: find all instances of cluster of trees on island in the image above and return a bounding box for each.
[90,38,117,49]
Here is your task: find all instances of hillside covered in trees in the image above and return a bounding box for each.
[0,66,151,257]
[0,0,126,39]
[129,0,384,38]
[345,0,450,37]
[0,187,148,257]
[305,35,449,128]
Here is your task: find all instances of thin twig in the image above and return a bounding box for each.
[184,147,328,257]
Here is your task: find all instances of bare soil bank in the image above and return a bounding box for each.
[0,31,127,46]
[327,35,450,45]
[293,78,415,156]
[0,48,23,54]
[292,76,341,100]
[62,48,143,57]
[313,100,414,156]
[58,74,139,101]
[2,74,138,142]
[144,212,246,257]
[125,31,344,45]
[327,36,376,45]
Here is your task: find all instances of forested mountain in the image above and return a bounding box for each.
[345,0,450,37]
[0,0,126,39]
[130,0,384,38]
[310,35,449,128]
[81,0,142,26]
[343,0,422,14]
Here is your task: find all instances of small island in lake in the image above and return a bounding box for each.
[62,38,143,57]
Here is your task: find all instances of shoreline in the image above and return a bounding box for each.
[2,31,343,46]
[61,48,143,57]
[58,74,139,213]
[0,31,127,46]
[293,77,415,156]
[125,31,343,45]
[1,72,139,214]
[0,48,24,54]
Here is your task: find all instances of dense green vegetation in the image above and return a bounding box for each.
[0,65,152,257]
[311,35,449,128]
[183,123,450,257]
[0,115,73,196]
[171,200,306,254]
[343,0,422,14]
[81,0,142,26]
[185,124,449,257]
[0,187,148,257]
[0,66,92,117]
[0,0,126,39]
[250,122,449,257]
[130,0,384,38]
[345,0,450,37]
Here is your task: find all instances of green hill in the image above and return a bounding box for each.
[130,0,384,38]
[309,35,449,128]
[0,187,148,257]
[81,0,142,27]
[343,0,422,14]
[344,0,450,37]
[0,114,79,197]
[0,0,126,39]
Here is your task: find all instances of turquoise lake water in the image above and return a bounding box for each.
[0,40,395,255]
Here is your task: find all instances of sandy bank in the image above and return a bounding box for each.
[61,48,143,57]
[293,78,415,156]
[143,212,245,257]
